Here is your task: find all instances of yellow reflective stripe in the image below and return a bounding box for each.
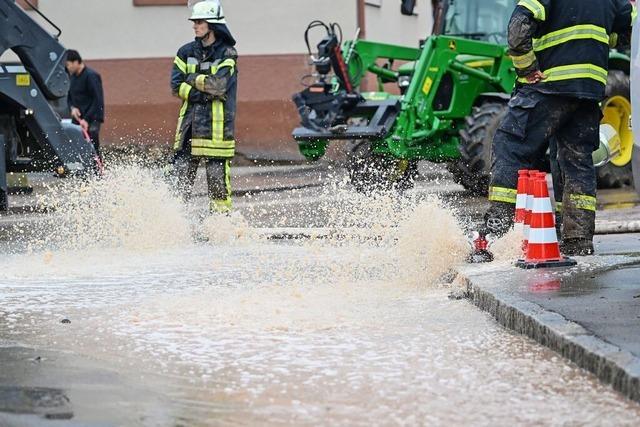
[174,56,187,73]
[518,0,546,21]
[186,63,197,74]
[173,100,190,149]
[519,64,609,85]
[225,159,231,199]
[511,51,537,69]
[191,138,235,149]
[542,63,608,85]
[191,145,235,157]
[609,32,619,48]
[488,186,518,204]
[218,58,236,69]
[178,82,192,100]
[569,194,596,212]
[533,24,609,52]
[194,74,207,92]
[212,100,224,143]
[211,58,236,75]
[633,5,638,26]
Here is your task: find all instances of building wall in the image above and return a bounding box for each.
[17,0,432,159]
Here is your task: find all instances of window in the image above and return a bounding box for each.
[133,0,187,5]
[17,0,38,9]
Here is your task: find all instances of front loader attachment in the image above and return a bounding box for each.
[292,98,400,142]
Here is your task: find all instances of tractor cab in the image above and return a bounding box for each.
[438,0,514,44]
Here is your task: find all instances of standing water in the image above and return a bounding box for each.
[0,166,638,425]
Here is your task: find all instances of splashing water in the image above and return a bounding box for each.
[490,228,525,262]
[394,197,469,285]
[11,165,471,287]
[25,166,191,251]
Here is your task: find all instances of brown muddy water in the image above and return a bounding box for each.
[0,167,639,426]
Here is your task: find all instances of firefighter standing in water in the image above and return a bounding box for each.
[483,0,635,255]
[170,0,238,214]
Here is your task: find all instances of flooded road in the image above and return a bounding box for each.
[1,167,639,425]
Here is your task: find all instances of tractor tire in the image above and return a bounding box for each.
[597,70,634,189]
[449,102,508,196]
[346,141,418,194]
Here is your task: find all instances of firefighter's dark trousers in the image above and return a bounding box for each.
[173,130,232,214]
[486,87,599,242]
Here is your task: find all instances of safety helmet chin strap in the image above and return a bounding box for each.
[196,28,215,45]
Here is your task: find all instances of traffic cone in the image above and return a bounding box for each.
[514,170,528,224]
[514,170,529,254]
[516,172,577,269]
[522,169,539,253]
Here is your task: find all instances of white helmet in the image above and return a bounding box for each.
[189,0,226,24]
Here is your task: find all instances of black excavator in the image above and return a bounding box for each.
[0,0,100,211]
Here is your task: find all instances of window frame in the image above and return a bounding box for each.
[133,0,187,6]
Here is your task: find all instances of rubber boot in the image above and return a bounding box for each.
[559,238,594,256]
[555,211,563,244]
[210,198,232,215]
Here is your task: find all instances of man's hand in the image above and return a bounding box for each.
[79,119,89,132]
[524,70,546,84]
[70,107,82,121]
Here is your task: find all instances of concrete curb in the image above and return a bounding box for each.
[461,268,640,403]
[596,221,640,234]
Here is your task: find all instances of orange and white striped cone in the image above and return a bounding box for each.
[516,173,577,269]
[514,169,529,254]
[522,169,539,254]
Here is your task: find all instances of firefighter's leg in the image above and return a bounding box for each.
[486,90,559,235]
[549,137,564,237]
[205,158,232,214]
[171,126,200,201]
[173,153,200,201]
[556,101,600,255]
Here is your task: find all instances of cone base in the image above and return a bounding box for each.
[515,257,577,269]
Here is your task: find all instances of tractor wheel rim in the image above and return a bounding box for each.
[601,95,633,167]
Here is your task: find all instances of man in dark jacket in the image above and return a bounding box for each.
[483,0,635,255]
[65,49,105,160]
[170,0,238,214]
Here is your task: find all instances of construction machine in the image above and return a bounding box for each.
[0,0,100,211]
[292,0,634,194]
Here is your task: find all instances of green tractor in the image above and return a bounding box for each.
[292,0,633,193]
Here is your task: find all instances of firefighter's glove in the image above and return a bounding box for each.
[186,73,227,98]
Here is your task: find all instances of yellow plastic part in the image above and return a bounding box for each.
[601,95,633,167]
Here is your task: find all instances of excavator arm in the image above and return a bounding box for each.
[0,0,68,99]
[0,0,99,210]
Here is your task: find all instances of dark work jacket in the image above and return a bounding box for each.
[171,38,238,158]
[68,66,105,123]
[508,0,634,100]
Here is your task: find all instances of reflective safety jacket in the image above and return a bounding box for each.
[509,0,635,100]
[171,39,238,158]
